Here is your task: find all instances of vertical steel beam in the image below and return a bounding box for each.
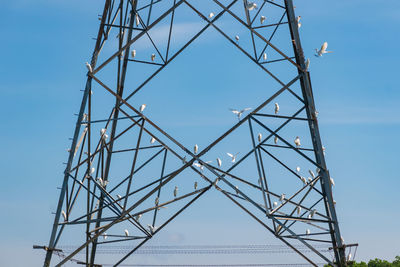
[43,1,111,266]
[284,0,346,265]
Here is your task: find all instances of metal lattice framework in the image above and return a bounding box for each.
[43,0,349,266]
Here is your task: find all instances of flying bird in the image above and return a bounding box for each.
[124,229,129,237]
[230,107,251,120]
[274,103,279,114]
[85,62,93,73]
[216,157,222,167]
[260,16,266,24]
[257,133,262,142]
[174,186,178,198]
[194,144,198,154]
[140,104,146,113]
[315,42,332,57]
[131,49,136,58]
[294,136,301,147]
[296,166,301,172]
[227,152,239,163]
[296,16,301,28]
[273,201,278,207]
[246,2,258,10]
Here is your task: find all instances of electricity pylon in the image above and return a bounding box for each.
[43,0,350,266]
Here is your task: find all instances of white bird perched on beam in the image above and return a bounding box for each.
[274,136,278,144]
[235,186,239,195]
[296,206,302,215]
[306,229,311,235]
[308,170,315,179]
[85,62,93,73]
[227,152,239,163]
[61,210,67,221]
[310,209,317,218]
[330,177,335,187]
[296,16,301,28]
[260,16,266,24]
[194,144,198,154]
[140,104,146,113]
[151,54,156,61]
[103,233,108,240]
[209,12,214,19]
[124,229,129,237]
[246,1,258,10]
[274,103,279,114]
[150,137,156,144]
[279,194,285,202]
[301,176,307,184]
[116,194,122,202]
[131,49,136,58]
[148,224,157,234]
[315,42,332,57]
[135,13,140,26]
[216,158,222,167]
[305,58,310,70]
[174,186,178,198]
[230,107,251,120]
[135,214,142,221]
[263,52,267,61]
[294,136,301,147]
[258,133,262,142]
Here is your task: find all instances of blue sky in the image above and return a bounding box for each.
[0,0,399,266]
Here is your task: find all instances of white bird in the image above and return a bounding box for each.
[216,157,222,167]
[174,186,178,198]
[235,35,240,41]
[315,42,332,57]
[260,16,266,24]
[308,177,313,184]
[257,133,262,142]
[301,176,307,184]
[235,186,239,194]
[116,194,122,201]
[85,62,93,73]
[330,177,335,187]
[103,233,108,240]
[61,210,67,221]
[150,137,156,144]
[305,58,310,70]
[246,1,258,10]
[263,52,267,61]
[279,194,285,202]
[135,214,142,221]
[213,178,219,186]
[347,253,352,262]
[193,161,211,172]
[296,166,301,172]
[273,201,278,207]
[310,209,317,218]
[135,13,140,26]
[316,167,320,174]
[194,181,198,190]
[131,49,136,58]
[322,146,326,155]
[296,206,302,215]
[209,12,214,19]
[306,229,311,235]
[274,103,279,114]
[194,144,198,154]
[294,136,301,147]
[124,229,129,236]
[90,167,95,174]
[151,54,156,61]
[308,170,315,179]
[274,136,278,144]
[148,224,157,234]
[230,107,251,120]
[139,104,146,113]
[227,152,239,163]
[296,16,301,28]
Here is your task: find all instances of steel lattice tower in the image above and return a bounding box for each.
[43,0,350,266]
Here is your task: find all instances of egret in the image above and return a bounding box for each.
[274,103,279,114]
[135,13,140,26]
[330,177,335,187]
[306,229,310,235]
[136,214,142,221]
[140,104,146,113]
[257,133,262,142]
[310,209,317,218]
[148,224,157,234]
[246,2,258,10]
[193,161,211,172]
[296,166,301,172]
[315,42,332,57]
[124,229,129,236]
[217,157,222,167]
[274,136,278,144]
[103,233,108,240]
[305,58,310,70]
[347,253,352,261]
[227,152,239,163]
[308,170,315,179]
[301,176,307,184]
[273,201,278,207]
[235,186,239,194]
[296,206,302,215]
[90,167,95,174]
[209,12,214,19]
[61,210,67,221]
[296,16,301,28]
[194,144,198,154]
[263,52,267,61]
[260,16,266,24]
[150,137,156,144]
[230,107,251,120]
[316,167,320,174]
[174,186,178,198]
[131,49,136,58]
[85,62,93,73]
[279,194,285,202]
[235,35,240,41]
[194,181,198,190]
[294,136,301,147]
[151,54,156,61]
[116,194,122,201]
[308,177,313,184]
